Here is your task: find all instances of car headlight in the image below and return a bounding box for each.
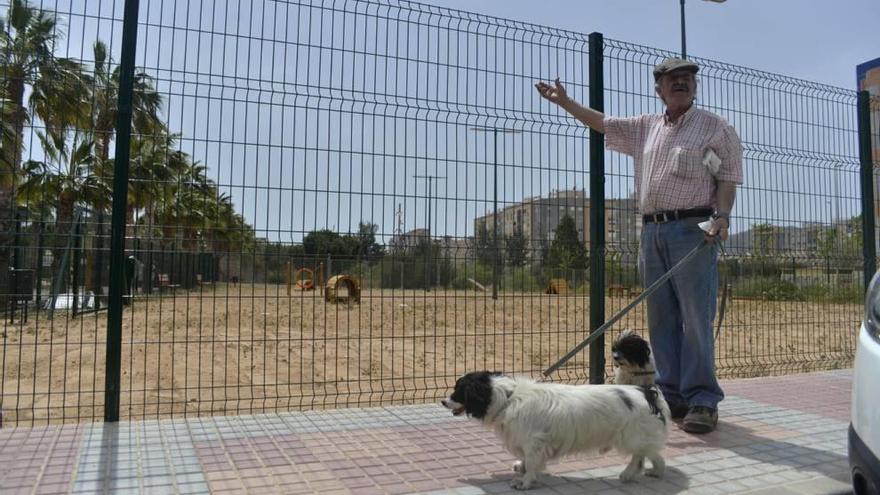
[864,270,880,339]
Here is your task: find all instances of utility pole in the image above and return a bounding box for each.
[470,126,521,300]
[680,0,687,58]
[414,174,446,291]
[395,203,405,290]
[680,0,727,59]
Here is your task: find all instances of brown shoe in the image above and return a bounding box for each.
[682,406,718,434]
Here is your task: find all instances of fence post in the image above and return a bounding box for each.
[93,213,105,308]
[105,0,141,422]
[588,32,606,384]
[35,220,44,308]
[858,91,877,291]
[72,216,82,318]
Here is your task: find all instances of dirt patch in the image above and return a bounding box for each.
[0,284,858,425]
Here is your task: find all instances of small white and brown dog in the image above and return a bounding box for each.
[612,329,656,387]
[441,371,670,490]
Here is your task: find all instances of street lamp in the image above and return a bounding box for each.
[680,0,726,59]
[470,126,522,300]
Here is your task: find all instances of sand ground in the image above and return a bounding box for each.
[0,284,857,425]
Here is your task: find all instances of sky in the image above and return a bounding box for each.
[425,0,880,91]
[9,0,880,244]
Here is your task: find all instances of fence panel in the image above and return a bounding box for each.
[0,0,130,425]
[0,0,867,426]
[117,0,602,419]
[604,39,863,378]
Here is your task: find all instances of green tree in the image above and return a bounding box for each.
[545,214,587,273]
[1,0,90,183]
[473,223,500,267]
[208,195,255,255]
[815,226,837,282]
[90,38,164,284]
[127,133,177,226]
[354,222,384,263]
[89,40,163,168]
[0,93,13,173]
[750,222,778,276]
[18,130,107,277]
[505,228,528,267]
[844,215,863,265]
[380,236,452,289]
[1,0,90,302]
[303,229,349,257]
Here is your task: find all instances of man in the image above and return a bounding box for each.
[535,58,743,434]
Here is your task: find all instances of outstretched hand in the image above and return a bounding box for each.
[535,77,569,106]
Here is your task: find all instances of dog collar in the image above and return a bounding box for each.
[632,370,656,376]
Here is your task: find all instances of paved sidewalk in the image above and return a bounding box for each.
[0,370,854,494]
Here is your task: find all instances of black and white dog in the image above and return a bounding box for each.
[441,371,670,490]
[612,329,656,387]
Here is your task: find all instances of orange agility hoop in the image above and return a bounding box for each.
[294,267,315,290]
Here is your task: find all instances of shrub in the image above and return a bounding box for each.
[501,266,542,292]
[732,277,862,303]
[733,277,802,301]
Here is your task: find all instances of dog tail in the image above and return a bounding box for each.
[640,385,667,424]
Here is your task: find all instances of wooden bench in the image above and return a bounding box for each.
[157,273,181,292]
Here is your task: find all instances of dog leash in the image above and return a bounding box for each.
[544,239,713,376]
[714,241,730,341]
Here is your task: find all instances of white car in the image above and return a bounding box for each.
[851,270,880,495]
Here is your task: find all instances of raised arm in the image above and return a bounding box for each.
[535,77,606,133]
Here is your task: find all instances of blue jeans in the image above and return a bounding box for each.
[639,217,724,409]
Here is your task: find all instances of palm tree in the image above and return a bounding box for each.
[0,94,14,175]
[18,129,108,279]
[88,39,163,297]
[148,152,203,245]
[1,0,90,183]
[203,195,255,286]
[207,193,255,255]
[90,40,163,167]
[148,155,257,286]
[1,0,89,303]
[127,132,177,226]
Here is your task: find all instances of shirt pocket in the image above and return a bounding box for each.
[669,146,707,179]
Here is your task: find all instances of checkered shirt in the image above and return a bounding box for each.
[603,106,743,215]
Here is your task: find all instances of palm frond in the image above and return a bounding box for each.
[8,0,33,33]
[31,56,91,132]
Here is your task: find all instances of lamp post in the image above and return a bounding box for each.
[413,174,446,291]
[470,126,522,300]
[680,0,726,58]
